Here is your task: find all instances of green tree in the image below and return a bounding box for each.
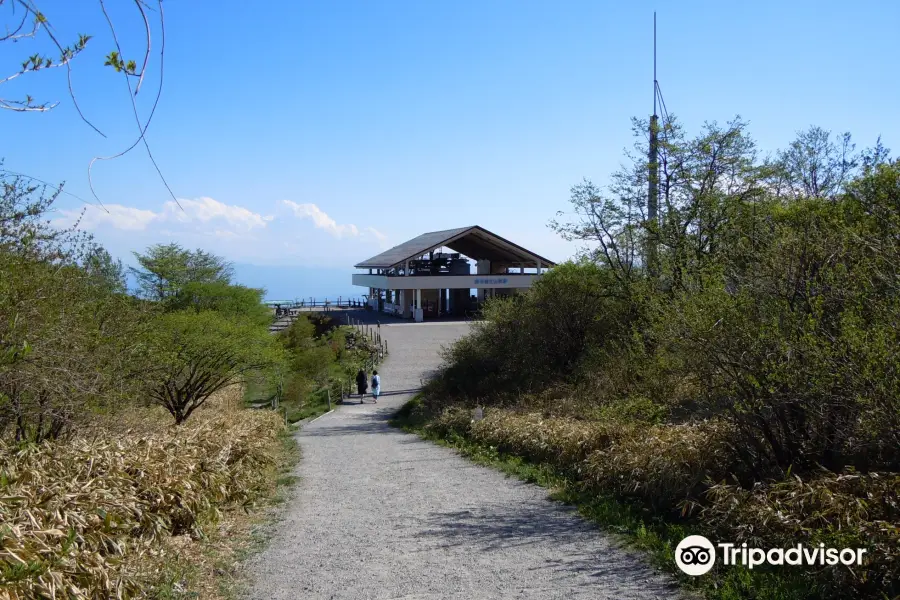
[0,172,150,441]
[84,245,127,294]
[770,126,858,199]
[551,116,763,292]
[145,311,281,424]
[131,243,234,301]
[0,252,150,441]
[165,280,270,326]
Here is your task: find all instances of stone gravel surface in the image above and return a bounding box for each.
[246,321,682,600]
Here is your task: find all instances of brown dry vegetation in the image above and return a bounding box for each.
[0,388,292,600]
[406,404,899,598]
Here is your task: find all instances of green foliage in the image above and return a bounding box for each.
[104,50,138,75]
[144,310,282,424]
[131,243,234,301]
[652,175,900,475]
[2,170,282,432]
[0,255,150,441]
[0,173,151,441]
[428,261,637,403]
[165,280,270,326]
[439,131,899,478]
[247,316,380,424]
[83,245,127,294]
[422,123,899,599]
[127,244,281,425]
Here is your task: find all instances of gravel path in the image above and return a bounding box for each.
[246,321,681,599]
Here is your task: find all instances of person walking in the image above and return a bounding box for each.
[371,370,381,403]
[355,369,368,402]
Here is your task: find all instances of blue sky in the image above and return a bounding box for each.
[1,0,897,298]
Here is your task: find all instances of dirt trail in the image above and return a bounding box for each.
[246,321,680,599]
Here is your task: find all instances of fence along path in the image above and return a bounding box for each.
[246,320,680,600]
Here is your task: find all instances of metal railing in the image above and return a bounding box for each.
[270,297,366,314]
[339,316,389,403]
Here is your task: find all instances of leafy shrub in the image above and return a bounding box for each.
[429,261,635,403]
[1,175,151,442]
[654,191,900,476]
[144,310,282,424]
[417,126,899,599]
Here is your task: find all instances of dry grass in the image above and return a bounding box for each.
[469,411,624,472]
[704,472,900,596]
[425,407,731,510]
[582,420,733,512]
[419,403,899,598]
[0,388,287,600]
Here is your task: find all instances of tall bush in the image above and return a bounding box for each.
[144,310,281,424]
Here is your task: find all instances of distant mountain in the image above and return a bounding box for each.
[231,264,363,302]
[123,262,363,301]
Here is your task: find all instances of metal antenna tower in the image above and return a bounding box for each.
[647,12,660,275]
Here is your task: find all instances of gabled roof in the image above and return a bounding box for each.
[354,226,556,269]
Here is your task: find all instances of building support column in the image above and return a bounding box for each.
[399,290,409,318]
[414,289,423,322]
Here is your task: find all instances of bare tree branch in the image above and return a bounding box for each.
[90,0,181,210]
[132,0,151,95]
[0,1,36,42]
[1,0,105,135]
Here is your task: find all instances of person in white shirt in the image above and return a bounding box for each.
[371,370,381,403]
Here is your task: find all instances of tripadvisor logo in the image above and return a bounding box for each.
[675,535,868,576]
[675,536,716,576]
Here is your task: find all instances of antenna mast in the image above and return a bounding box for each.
[647,12,660,276]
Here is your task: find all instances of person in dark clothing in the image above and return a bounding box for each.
[356,369,368,398]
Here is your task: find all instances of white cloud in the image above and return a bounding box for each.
[55,196,391,269]
[281,200,360,238]
[62,204,158,231]
[161,197,268,230]
[59,197,269,234]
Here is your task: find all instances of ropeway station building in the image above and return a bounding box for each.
[352,226,555,321]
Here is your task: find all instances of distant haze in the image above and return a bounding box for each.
[231,264,363,302]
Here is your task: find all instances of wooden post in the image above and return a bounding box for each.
[327,388,332,411]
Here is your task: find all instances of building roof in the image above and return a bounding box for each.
[354,226,557,269]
